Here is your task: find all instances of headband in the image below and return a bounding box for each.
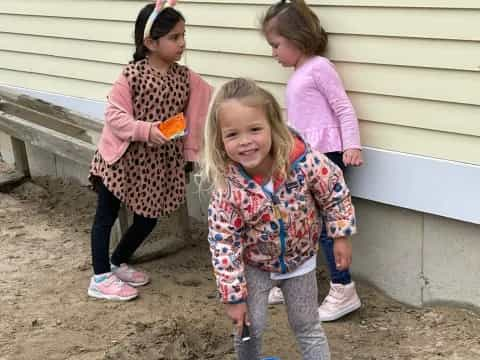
[143,0,177,39]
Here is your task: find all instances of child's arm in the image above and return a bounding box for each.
[208,189,248,305]
[306,151,357,265]
[105,74,166,145]
[105,74,151,143]
[313,59,363,166]
[184,70,213,162]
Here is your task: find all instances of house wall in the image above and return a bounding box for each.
[0,0,479,308]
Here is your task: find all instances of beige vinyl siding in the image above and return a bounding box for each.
[0,1,479,165]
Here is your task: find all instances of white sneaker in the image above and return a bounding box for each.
[268,286,285,305]
[318,281,361,321]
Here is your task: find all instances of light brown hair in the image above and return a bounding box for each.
[261,0,328,56]
[199,78,294,190]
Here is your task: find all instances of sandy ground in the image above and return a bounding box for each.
[0,161,479,360]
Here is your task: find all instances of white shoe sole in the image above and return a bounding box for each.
[87,288,138,301]
[268,299,285,305]
[318,300,361,322]
[125,279,150,287]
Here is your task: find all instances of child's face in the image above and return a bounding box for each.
[265,27,304,68]
[219,99,273,178]
[148,20,186,64]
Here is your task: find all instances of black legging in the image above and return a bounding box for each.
[91,182,157,274]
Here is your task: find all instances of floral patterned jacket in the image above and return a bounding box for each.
[208,137,356,304]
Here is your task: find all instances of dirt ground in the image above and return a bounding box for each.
[0,162,479,360]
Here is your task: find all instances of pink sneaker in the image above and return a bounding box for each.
[112,263,150,287]
[268,286,285,305]
[87,273,138,301]
[318,281,361,321]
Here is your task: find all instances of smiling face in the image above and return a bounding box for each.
[218,99,274,178]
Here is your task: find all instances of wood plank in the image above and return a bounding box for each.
[350,93,480,138]
[3,66,478,140]
[0,110,96,165]
[0,33,132,65]
[0,88,103,133]
[187,51,480,106]
[0,14,132,44]
[188,29,480,72]
[2,0,480,22]
[0,50,121,85]
[0,99,91,142]
[203,74,480,141]
[10,137,29,177]
[183,4,480,41]
[1,5,479,40]
[183,0,480,7]
[2,29,480,72]
[0,69,111,101]
[359,121,480,166]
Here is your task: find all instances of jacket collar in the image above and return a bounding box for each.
[225,133,308,194]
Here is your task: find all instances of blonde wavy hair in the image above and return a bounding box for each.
[199,78,293,190]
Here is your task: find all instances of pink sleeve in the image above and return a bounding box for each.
[313,60,361,150]
[105,74,151,143]
[184,70,213,162]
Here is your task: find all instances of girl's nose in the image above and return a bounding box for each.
[239,134,251,146]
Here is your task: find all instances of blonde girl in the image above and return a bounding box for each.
[201,78,356,359]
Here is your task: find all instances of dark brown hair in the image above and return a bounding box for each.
[133,3,185,62]
[261,0,328,56]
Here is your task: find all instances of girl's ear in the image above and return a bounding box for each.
[143,37,157,52]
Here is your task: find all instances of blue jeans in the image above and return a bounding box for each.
[320,152,352,285]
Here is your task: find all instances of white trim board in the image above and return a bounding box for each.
[1,85,478,224]
[346,148,480,225]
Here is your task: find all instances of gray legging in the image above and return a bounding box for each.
[234,266,330,360]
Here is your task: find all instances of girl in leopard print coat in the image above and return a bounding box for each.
[87,1,211,301]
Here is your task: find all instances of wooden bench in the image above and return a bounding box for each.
[0,89,191,261]
[0,89,131,238]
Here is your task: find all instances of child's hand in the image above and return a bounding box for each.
[149,122,169,145]
[333,236,352,270]
[343,149,363,167]
[225,302,250,335]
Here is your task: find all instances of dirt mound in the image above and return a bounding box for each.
[105,317,232,360]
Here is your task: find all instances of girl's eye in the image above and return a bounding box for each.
[224,132,236,138]
[251,127,262,132]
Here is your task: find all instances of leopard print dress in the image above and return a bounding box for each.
[90,59,190,218]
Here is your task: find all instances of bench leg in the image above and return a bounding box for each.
[11,137,30,177]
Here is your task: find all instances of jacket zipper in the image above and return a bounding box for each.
[272,195,287,274]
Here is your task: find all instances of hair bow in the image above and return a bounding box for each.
[143,0,178,39]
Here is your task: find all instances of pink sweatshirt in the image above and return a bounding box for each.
[286,56,361,153]
[97,69,212,164]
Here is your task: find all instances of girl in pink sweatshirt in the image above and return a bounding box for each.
[261,0,363,321]
[87,1,211,301]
